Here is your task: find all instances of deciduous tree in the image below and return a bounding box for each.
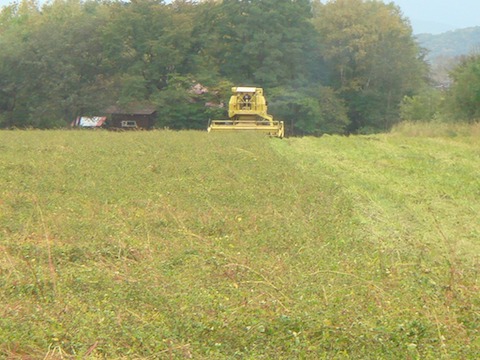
[446,54,480,121]
[213,0,320,87]
[313,0,427,132]
[270,86,349,135]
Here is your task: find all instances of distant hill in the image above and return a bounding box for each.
[417,26,480,61]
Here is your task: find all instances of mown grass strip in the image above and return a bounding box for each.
[273,128,480,359]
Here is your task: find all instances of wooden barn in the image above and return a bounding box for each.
[105,105,157,130]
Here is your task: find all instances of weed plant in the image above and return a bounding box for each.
[0,127,478,358]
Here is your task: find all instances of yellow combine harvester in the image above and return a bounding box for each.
[207,87,284,138]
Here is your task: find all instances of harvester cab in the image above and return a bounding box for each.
[208,87,284,138]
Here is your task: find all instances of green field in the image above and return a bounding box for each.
[1,127,479,359]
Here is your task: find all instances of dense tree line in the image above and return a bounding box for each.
[0,0,441,134]
[399,50,480,123]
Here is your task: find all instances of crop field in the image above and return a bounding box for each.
[0,125,479,359]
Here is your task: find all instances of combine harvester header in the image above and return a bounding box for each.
[208,87,284,138]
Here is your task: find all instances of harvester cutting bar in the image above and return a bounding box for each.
[208,119,284,138]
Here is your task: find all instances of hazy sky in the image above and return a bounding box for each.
[391,0,480,33]
[1,0,479,34]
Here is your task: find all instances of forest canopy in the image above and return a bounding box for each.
[0,0,430,134]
